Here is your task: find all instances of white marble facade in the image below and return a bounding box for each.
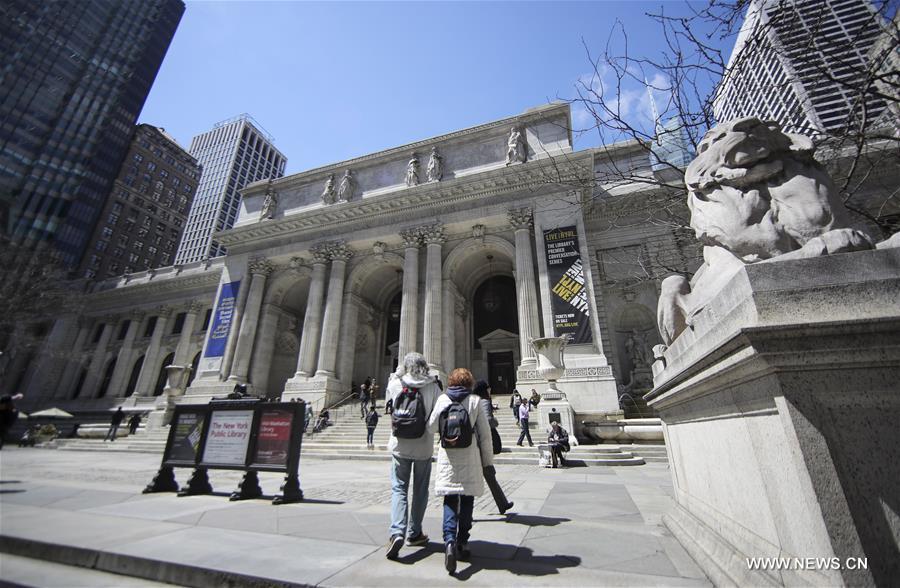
[15,104,631,432]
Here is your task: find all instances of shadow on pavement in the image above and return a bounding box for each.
[0,480,23,484]
[0,489,26,494]
[454,545,580,580]
[504,514,570,527]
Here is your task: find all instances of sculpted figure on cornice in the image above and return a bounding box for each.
[427,146,443,182]
[472,224,486,243]
[337,169,355,202]
[260,180,278,220]
[505,125,527,165]
[406,153,420,187]
[507,206,533,229]
[321,174,336,205]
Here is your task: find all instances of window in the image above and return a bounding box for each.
[89,255,101,268]
[107,212,119,225]
[171,312,186,335]
[109,263,120,274]
[128,253,140,264]
[92,323,104,343]
[161,253,170,265]
[111,202,123,214]
[136,228,148,238]
[112,247,124,258]
[148,245,158,257]
[202,308,212,330]
[117,320,130,340]
[134,241,143,252]
[101,227,113,239]
[144,316,157,337]
[133,153,143,163]
[159,169,168,179]
[95,240,108,252]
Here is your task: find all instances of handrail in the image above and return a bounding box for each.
[307,389,363,436]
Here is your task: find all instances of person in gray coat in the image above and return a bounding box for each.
[384,353,442,560]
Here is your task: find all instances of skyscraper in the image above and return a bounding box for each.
[0,0,185,267]
[175,115,286,265]
[714,0,893,135]
[78,124,200,280]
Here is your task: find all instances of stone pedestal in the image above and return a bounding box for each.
[647,248,900,587]
[148,365,192,430]
[537,391,577,443]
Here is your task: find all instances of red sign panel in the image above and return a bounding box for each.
[253,409,293,466]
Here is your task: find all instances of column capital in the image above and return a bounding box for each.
[507,207,534,229]
[156,305,174,319]
[400,228,421,249]
[325,240,353,262]
[184,300,204,314]
[248,257,275,276]
[420,222,446,245]
[127,310,146,322]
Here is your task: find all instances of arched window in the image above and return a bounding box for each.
[96,358,117,398]
[124,355,144,397]
[153,352,175,396]
[187,352,201,386]
[71,367,88,399]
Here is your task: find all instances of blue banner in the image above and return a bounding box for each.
[204,280,241,358]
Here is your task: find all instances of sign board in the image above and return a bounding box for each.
[251,408,293,467]
[164,409,205,465]
[202,409,254,466]
[204,280,241,359]
[544,225,592,344]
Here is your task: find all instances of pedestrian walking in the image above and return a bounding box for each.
[127,413,142,435]
[429,368,494,575]
[369,381,378,411]
[105,407,125,442]
[359,379,370,419]
[385,353,442,561]
[365,406,379,449]
[472,380,514,515]
[510,390,522,424]
[516,400,534,447]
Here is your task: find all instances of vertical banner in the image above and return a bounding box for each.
[544,225,592,344]
[204,280,241,358]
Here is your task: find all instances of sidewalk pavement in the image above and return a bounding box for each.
[0,448,709,587]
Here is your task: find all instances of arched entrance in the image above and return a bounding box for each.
[254,268,311,398]
[473,275,519,395]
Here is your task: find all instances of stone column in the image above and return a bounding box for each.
[219,271,252,381]
[133,306,172,396]
[398,228,421,358]
[296,246,330,377]
[229,258,274,384]
[316,243,352,377]
[509,207,542,368]
[336,295,364,386]
[442,280,456,372]
[107,312,144,397]
[421,225,445,371]
[249,304,280,396]
[173,302,202,367]
[57,319,92,399]
[81,318,115,398]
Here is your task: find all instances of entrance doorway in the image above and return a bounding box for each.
[487,351,516,396]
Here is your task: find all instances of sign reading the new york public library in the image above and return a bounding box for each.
[202,409,253,465]
[544,225,592,344]
[204,280,241,359]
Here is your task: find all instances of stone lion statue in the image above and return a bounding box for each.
[657,117,895,346]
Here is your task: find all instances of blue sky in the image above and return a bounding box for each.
[139,1,732,175]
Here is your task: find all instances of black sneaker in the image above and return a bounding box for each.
[445,541,457,574]
[386,534,403,560]
[406,533,429,546]
[457,543,471,562]
[500,501,515,515]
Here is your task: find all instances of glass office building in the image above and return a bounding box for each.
[0,0,185,267]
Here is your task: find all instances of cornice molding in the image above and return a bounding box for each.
[221,152,593,252]
[87,270,222,308]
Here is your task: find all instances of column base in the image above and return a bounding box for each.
[282,374,346,411]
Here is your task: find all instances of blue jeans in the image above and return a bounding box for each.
[390,456,432,539]
[443,494,474,545]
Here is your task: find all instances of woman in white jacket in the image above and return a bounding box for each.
[428,368,494,575]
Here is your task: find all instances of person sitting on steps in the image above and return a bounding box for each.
[548,421,570,468]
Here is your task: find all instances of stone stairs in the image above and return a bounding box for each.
[48,396,666,466]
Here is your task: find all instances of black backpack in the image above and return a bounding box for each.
[391,385,427,439]
[439,396,473,449]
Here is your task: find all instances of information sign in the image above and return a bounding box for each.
[165,410,205,464]
[252,408,293,466]
[202,409,253,465]
[544,225,592,343]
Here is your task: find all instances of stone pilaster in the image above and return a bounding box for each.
[336,294,365,386]
[81,317,115,398]
[316,242,352,377]
[229,257,274,384]
[509,207,542,369]
[57,319,92,399]
[442,280,457,372]
[295,246,330,377]
[421,224,445,371]
[249,304,280,397]
[133,306,173,396]
[398,228,421,358]
[106,312,144,397]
